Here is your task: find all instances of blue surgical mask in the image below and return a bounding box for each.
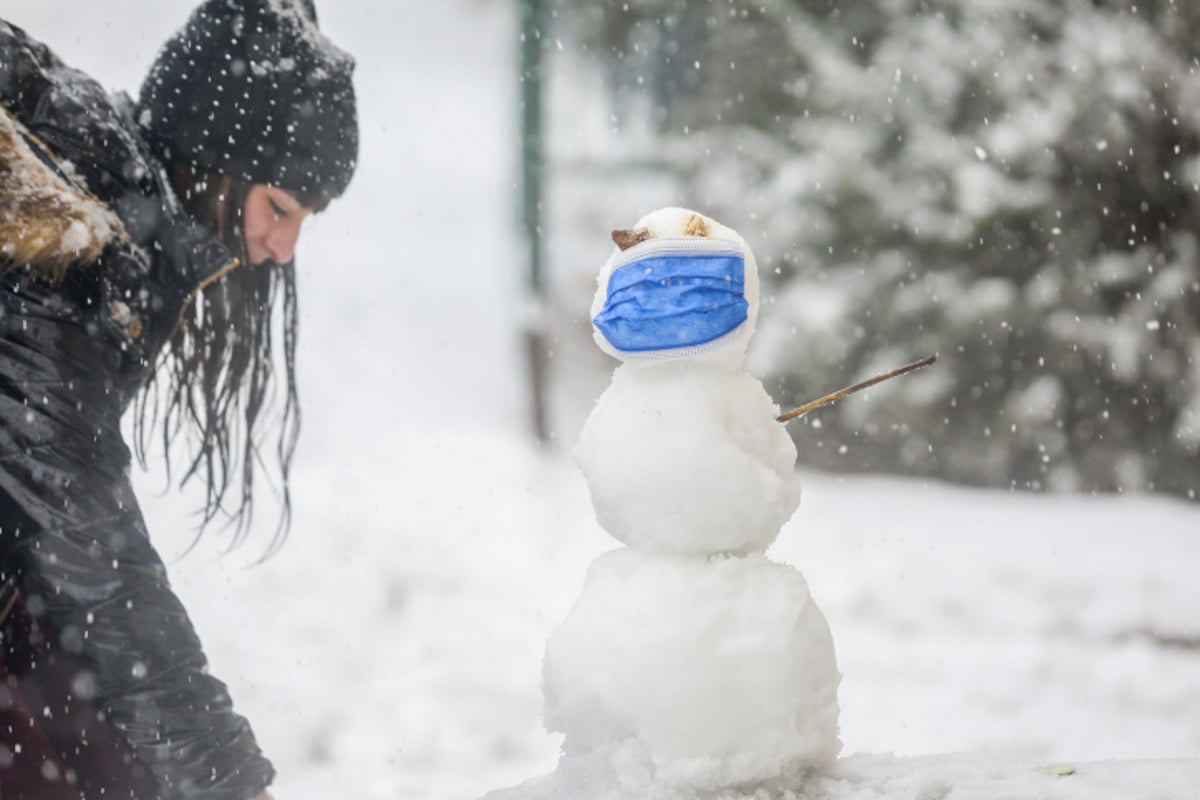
[593,237,749,358]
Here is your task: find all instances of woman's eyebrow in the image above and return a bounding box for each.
[271,188,304,211]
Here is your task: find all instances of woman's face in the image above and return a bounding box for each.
[242,185,315,265]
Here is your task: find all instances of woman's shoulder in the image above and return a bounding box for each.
[0,19,133,280]
[0,20,220,273]
[1,20,167,223]
[0,19,117,153]
[0,18,67,89]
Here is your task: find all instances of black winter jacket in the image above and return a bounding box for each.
[0,20,273,799]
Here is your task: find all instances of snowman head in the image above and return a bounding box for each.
[590,207,760,368]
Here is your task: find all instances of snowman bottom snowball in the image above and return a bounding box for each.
[543,549,842,790]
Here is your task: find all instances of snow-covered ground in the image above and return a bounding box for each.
[6,2,1200,799]
[486,751,1200,800]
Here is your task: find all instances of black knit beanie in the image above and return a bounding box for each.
[138,0,358,202]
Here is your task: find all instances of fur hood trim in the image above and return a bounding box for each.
[0,104,122,280]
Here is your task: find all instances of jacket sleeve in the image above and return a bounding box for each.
[1,20,275,800]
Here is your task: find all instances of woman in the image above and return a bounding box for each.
[0,0,357,797]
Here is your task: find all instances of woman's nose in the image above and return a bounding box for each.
[267,220,303,264]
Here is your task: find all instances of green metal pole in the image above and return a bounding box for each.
[519,0,548,442]
[519,0,544,293]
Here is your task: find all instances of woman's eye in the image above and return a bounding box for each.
[268,199,288,218]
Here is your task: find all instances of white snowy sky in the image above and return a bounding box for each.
[5,2,1200,799]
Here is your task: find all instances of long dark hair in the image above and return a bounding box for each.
[133,164,314,556]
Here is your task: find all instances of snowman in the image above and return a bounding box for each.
[538,207,842,794]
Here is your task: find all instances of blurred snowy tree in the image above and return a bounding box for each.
[554,0,1200,498]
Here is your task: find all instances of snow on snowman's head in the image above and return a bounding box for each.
[590,207,760,367]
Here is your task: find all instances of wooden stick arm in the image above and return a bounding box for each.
[777,354,938,423]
